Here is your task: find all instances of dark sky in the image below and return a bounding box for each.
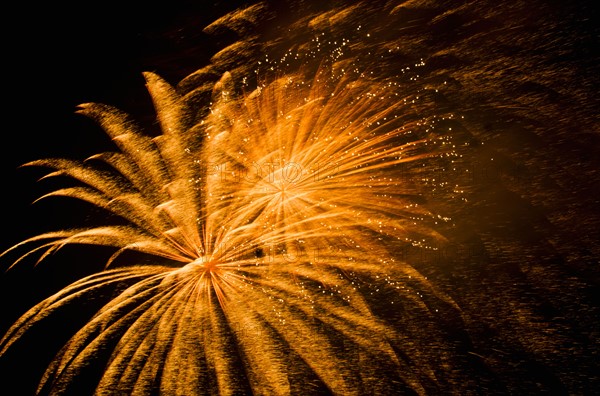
[0,1,598,394]
[0,0,253,343]
[1,1,244,243]
[0,4,258,390]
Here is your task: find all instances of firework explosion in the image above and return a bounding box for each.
[1,0,598,395]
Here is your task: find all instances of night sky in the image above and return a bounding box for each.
[0,1,243,387]
[1,1,598,394]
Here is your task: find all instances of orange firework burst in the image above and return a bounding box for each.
[4,0,598,394]
[1,65,459,395]
[0,4,468,395]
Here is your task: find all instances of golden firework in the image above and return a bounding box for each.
[0,5,464,395]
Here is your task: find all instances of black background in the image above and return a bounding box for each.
[0,0,598,394]
[0,2,252,391]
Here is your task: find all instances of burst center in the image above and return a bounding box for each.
[188,257,220,273]
[203,259,219,272]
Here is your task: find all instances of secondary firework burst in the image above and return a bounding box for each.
[0,12,464,396]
